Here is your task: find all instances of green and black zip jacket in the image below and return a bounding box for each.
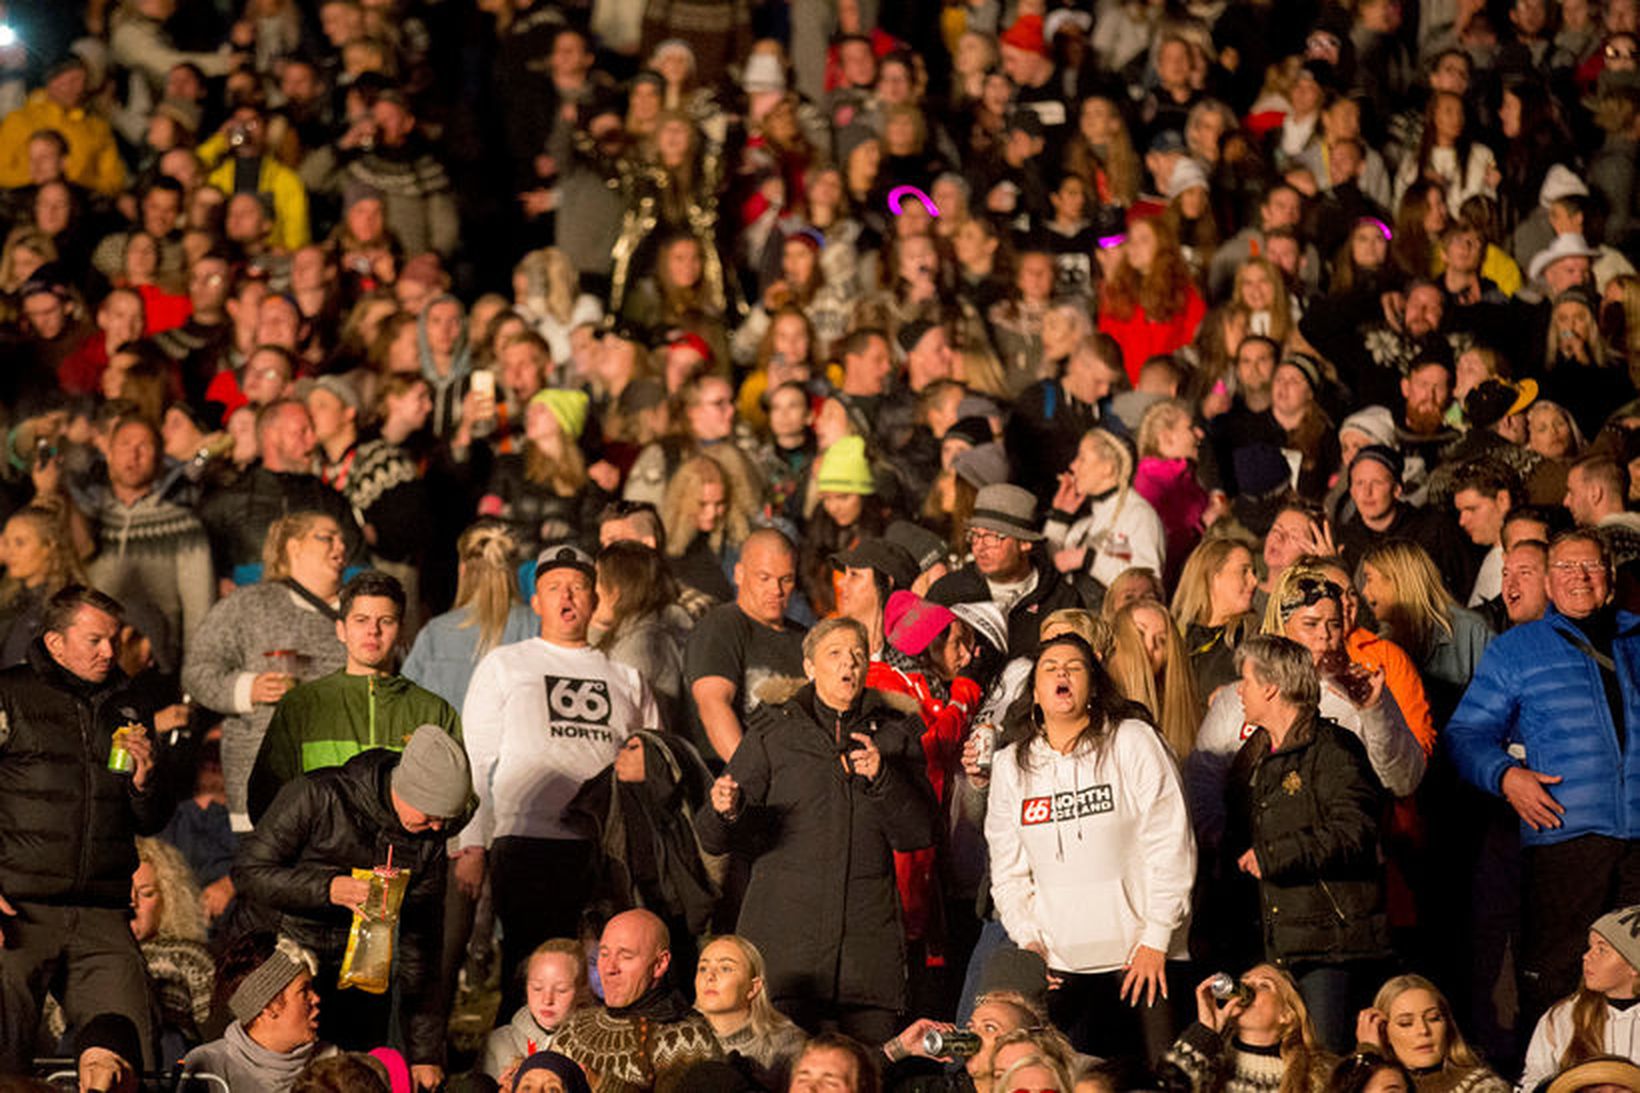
[246,669,460,824]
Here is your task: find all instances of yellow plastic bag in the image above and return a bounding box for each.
[338,865,410,994]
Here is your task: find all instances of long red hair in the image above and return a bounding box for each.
[1099,216,1196,324]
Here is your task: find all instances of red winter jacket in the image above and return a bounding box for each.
[866,660,981,960]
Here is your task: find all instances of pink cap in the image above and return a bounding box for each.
[884,590,956,657]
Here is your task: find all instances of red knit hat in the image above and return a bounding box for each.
[1000,14,1049,56]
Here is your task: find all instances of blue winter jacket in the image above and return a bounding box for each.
[1445,606,1640,847]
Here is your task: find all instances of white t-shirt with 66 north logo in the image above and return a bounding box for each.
[459,637,661,847]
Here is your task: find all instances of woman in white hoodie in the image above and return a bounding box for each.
[1044,428,1168,590]
[985,631,1195,1067]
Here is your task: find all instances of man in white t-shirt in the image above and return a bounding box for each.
[456,544,661,1008]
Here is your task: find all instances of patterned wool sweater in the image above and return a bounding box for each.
[85,486,214,665]
[1163,1022,1334,1093]
[551,999,724,1093]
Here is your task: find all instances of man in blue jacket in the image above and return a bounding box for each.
[1447,529,1640,1031]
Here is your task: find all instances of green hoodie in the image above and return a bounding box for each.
[247,670,461,822]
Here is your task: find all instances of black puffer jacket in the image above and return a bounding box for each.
[198,465,367,576]
[695,680,936,1012]
[1222,711,1390,967]
[234,750,464,1064]
[0,639,171,907]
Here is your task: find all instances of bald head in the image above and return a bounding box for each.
[598,909,671,1008]
[736,529,798,627]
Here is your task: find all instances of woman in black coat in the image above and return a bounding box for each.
[1220,633,1390,1055]
[696,616,936,1044]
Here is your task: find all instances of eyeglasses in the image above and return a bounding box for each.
[1278,576,1342,616]
[967,528,1013,546]
[1551,560,1605,576]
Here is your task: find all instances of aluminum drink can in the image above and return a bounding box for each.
[108,727,136,774]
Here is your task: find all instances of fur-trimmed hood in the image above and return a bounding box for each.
[751,674,921,716]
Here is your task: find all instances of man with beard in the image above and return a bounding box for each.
[1397,348,1461,480]
[1305,279,1470,411]
[1208,335,1280,497]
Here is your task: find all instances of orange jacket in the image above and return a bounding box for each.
[1346,627,1436,755]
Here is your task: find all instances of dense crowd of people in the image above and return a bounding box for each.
[19,1,1640,1093]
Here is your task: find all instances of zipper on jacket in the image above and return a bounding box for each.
[1317,879,1348,924]
[369,675,377,749]
[75,700,95,893]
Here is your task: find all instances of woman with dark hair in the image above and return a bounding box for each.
[621,231,730,364]
[1392,93,1496,216]
[1497,82,1574,233]
[1326,1049,1416,1093]
[591,540,688,726]
[986,631,1194,1063]
[734,305,820,430]
[1391,181,1447,278]
[565,728,720,976]
[1329,217,1399,297]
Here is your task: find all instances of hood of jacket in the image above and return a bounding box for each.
[751,676,921,718]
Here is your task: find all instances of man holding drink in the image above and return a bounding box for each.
[0,586,174,1072]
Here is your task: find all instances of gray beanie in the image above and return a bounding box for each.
[1592,906,1640,973]
[229,936,319,1024]
[391,725,471,820]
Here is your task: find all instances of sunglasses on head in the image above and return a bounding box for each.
[1278,576,1343,617]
